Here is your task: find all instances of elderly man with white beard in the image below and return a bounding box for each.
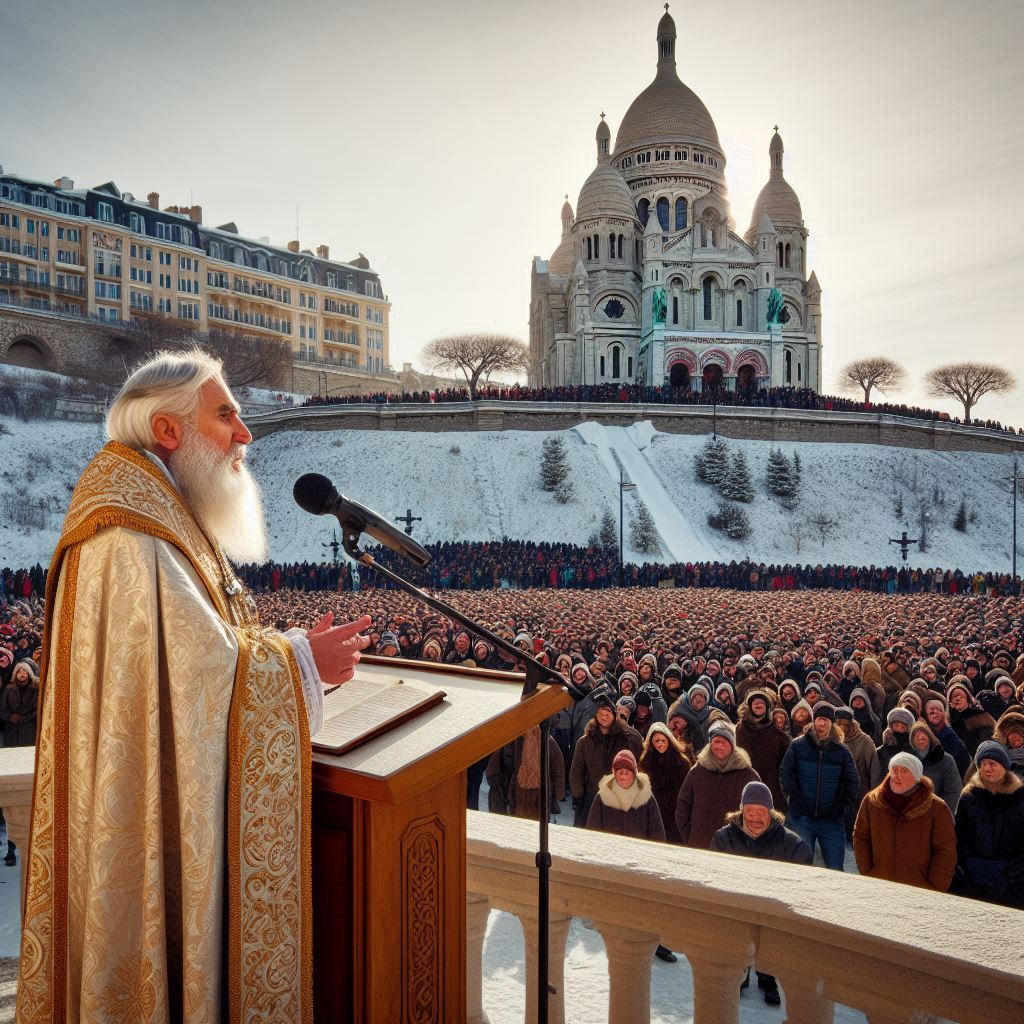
[17,350,370,1024]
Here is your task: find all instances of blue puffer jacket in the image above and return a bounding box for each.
[779,724,860,821]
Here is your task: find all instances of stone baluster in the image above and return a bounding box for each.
[687,952,745,1024]
[466,892,491,1024]
[510,903,572,1024]
[596,925,659,1024]
[4,802,31,893]
[774,969,834,1024]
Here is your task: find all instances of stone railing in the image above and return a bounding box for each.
[0,746,37,895]
[466,811,1024,1024]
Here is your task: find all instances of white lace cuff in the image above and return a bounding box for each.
[284,628,324,738]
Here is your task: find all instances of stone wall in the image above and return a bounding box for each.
[0,308,113,377]
[247,400,1024,454]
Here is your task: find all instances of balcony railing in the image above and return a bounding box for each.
[465,811,1024,1024]
[0,293,124,326]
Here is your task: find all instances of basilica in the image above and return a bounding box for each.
[529,6,823,394]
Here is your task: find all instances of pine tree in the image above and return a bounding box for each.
[707,502,751,539]
[791,451,802,489]
[540,436,569,491]
[599,508,618,552]
[629,499,660,553]
[765,449,795,497]
[554,479,574,504]
[720,451,754,503]
[954,498,967,532]
[696,437,729,486]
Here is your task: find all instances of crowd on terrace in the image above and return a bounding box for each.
[300,382,1018,434]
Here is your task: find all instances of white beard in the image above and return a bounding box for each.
[169,430,267,563]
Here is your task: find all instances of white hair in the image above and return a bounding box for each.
[106,349,224,450]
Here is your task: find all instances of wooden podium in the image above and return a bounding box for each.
[312,655,569,1023]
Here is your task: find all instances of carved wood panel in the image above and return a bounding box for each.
[401,814,446,1024]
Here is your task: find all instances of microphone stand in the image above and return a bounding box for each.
[339,534,587,1024]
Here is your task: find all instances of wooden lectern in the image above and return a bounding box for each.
[312,655,569,1023]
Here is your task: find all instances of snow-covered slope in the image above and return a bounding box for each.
[0,414,1018,573]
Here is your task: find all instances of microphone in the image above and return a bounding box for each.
[293,473,432,567]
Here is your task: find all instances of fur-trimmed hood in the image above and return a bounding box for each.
[994,709,1024,746]
[595,771,655,811]
[963,769,1023,797]
[696,744,753,774]
[723,808,786,828]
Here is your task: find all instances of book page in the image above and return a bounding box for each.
[313,676,443,752]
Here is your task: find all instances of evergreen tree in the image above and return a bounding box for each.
[765,449,795,497]
[707,502,751,540]
[696,437,729,486]
[599,508,618,552]
[540,436,569,491]
[554,479,574,504]
[720,451,754,503]
[954,498,967,532]
[791,451,802,490]
[629,499,660,554]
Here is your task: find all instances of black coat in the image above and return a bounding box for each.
[710,814,813,864]
[954,774,1024,908]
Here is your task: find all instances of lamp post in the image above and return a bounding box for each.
[619,468,637,587]
[1003,461,1023,579]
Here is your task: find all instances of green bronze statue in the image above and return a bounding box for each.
[652,287,667,324]
[766,287,784,324]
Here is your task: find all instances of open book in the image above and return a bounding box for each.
[312,673,447,755]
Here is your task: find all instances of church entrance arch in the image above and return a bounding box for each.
[3,335,55,371]
[702,363,723,392]
[669,363,690,390]
[735,364,756,393]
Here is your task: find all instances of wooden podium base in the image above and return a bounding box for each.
[314,772,468,1023]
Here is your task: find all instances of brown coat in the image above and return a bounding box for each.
[585,772,666,841]
[674,745,760,849]
[852,776,957,892]
[843,720,881,807]
[735,704,790,812]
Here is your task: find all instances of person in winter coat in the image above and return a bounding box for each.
[779,704,860,870]
[675,721,760,849]
[992,709,1024,782]
[947,679,996,757]
[568,662,599,752]
[569,695,644,826]
[835,706,880,837]
[849,687,882,744]
[858,657,888,718]
[735,689,790,812]
[486,726,565,820]
[852,752,957,892]
[638,680,668,724]
[710,781,811,1008]
[922,694,971,778]
[771,707,790,736]
[876,707,915,775]
[789,699,813,738]
[953,741,1024,908]
[909,721,962,815]
[977,676,1021,721]
[1,659,38,747]
[668,681,715,751]
[714,682,738,723]
[639,722,692,844]
[777,680,801,717]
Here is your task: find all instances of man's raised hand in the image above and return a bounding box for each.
[306,613,373,685]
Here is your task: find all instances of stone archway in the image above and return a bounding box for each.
[3,335,55,371]
[735,364,756,392]
[669,363,690,390]
[702,364,723,392]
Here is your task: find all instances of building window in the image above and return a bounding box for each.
[656,197,669,231]
[611,346,621,379]
[593,234,599,259]
[672,295,679,324]
[736,298,743,327]
[675,198,687,231]
[702,278,712,320]
[628,356,633,377]
[637,198,650,225]
[97,202,114,223]
[600,356,605,376]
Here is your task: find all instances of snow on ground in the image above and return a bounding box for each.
[0,413,1019,574]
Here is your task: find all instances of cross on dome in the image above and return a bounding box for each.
[773,124,779,132]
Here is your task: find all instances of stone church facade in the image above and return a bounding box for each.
[529,7,822,394]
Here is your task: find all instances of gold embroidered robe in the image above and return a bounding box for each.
[17,442,313,1023]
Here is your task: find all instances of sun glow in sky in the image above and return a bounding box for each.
[3,0,1023,422]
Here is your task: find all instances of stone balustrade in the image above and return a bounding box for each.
[466,810,1024,1024]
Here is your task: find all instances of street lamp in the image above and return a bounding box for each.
[1003,461,1024,579]
[619,468,637,587]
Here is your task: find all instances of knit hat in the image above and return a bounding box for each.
[834,706,854,722]
[813,703,835,722]
[421,636,443,660]
[715,682,735,702]
[618,670,639,692]
[887,707,916,730]
[849,687,871,707]
[740,781,774,809]
[594,693,616,713]
[612,750,638,775]
[889,751,924,783]
[707,720,736,749]
[688,681,711,703]
[635,691,652,709]
[975,740,1012,771]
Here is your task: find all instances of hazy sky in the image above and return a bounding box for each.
[3,0,1023,421]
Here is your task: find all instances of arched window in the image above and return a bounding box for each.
[609,232,615,258]
[777,242,783,267]
[675,197,687,231]
[586,237,592,260]
[657,197,669,231]
[594,234,600,259]
[637,199,650,225]
[672,295,679,324]
[702,278,712,320]
[785,349,792,384]
[736,298,743,327]
[784,243,791,268]
[617,234,624,258]
[612,345,621,379]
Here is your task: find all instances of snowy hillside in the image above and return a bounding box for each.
[0,413,1018,573]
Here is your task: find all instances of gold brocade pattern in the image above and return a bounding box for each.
[16,444,311,1023]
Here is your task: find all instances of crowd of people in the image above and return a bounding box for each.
[300,382,1018,435]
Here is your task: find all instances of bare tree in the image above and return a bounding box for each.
[839,356,907,403]
[203,329,293,390]
[925,362,1016,424]
[807,511,838,548]
[422,333,528,399]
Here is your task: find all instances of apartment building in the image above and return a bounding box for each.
[0,170,389,375]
